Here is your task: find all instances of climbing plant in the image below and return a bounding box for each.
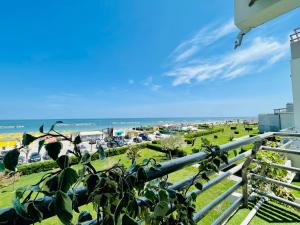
[0,122,229,225]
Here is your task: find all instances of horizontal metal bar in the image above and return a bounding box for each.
[281,140,294,148]
[193,180,242,222]
[189,164,243,197]
[147,133,272,180]
[211,196,243,225]
[260,146,300,155]
[254,190,300,209]
[274,132,300,137]
[250,174,300,191]
[240,197,266,225]
[170,151,250,190]
[253,159,300,173]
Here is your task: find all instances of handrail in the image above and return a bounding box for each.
[1,131,300,225]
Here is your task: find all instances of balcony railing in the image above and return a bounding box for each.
[290,27,300,43]
[0,131,300,224]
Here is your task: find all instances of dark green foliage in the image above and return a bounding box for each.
[184,128,224,139]
[146,143,186,157]
[4,122,229,225]
[22,134,37,146]
[45,142,62,160]
[77,211,93,223]
[55,191,73,225]
[3,149,20,171]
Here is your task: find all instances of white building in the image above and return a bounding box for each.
[258,103,294,133]
[79,131,104,142]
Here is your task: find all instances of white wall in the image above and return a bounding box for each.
[291,56,300,131]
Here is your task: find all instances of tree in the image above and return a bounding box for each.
[126,144,141,164]
[160,135,186,159]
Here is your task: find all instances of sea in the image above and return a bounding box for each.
[0,117,256,134]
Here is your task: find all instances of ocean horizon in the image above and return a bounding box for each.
[0,117,256,134]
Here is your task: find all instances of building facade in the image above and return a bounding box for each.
[258,103,294,133]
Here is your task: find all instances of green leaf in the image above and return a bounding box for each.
[158,189,169,202]
[25,202,43,222]
[220,155,229,164]
[190,192,198,201]
[3,149,20,171]
[233,149,238,157]
[213,158,221,168]
[38,140,45,153]
[81,152,91,165]
[58,168,79,193]
[201,173,210,181]
[97,145,106,160]
[22,133,37,146]
[144,189,156,203]
[15,186,27,199]
[137,167,147,182]
[0,162,4,172]
[56,155,70,169]
[74,135,82,145]
[28,185,41,192]
[39,125,44,133]
[85,174,100,194]
[12,198,27,218]
[115,194,129,221]
[77,210,93,223]
[121,213,138,225]
[45,142,62,160]
[195,182,203,190]
[50,121,63,131]
[103,214,114,225]
[55,191,73,225]
[43,175,59,194]
[154,201,169,217]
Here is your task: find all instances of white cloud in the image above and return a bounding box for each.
[167,37,289,86]
[142,76,162,91]
[172,19,236,63]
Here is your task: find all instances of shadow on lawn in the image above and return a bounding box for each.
[248,201,300,223]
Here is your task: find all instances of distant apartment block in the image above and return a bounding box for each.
[258,103,294,132]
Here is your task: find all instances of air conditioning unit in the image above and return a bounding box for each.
[235,0,300,32]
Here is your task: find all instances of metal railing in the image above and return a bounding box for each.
[1,131,300,225]
[290,27,300,43]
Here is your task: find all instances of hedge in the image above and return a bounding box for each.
[146,143,186,157]
[17,142,149,176]
[184,128,224,139]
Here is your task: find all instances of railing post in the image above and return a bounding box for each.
[241,141,262,208]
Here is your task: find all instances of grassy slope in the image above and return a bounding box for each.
[291,182,300,198]
[228,201,300,225]
[0,124,257,224]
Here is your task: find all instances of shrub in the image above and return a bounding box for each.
[234,131,239,135]
[192,148,200,153]
[230,127,237,130]
[17,143,148,176]
[184,128,224,139]
[214,135,218,139]
[185,138,193,144]
[146,143,163,152]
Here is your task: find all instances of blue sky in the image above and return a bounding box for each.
[0,0,299,119]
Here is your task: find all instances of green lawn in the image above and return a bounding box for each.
[182,123,258,156]
[228,201,300,225]
[0,123,258,224]
[291,182,300,198]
